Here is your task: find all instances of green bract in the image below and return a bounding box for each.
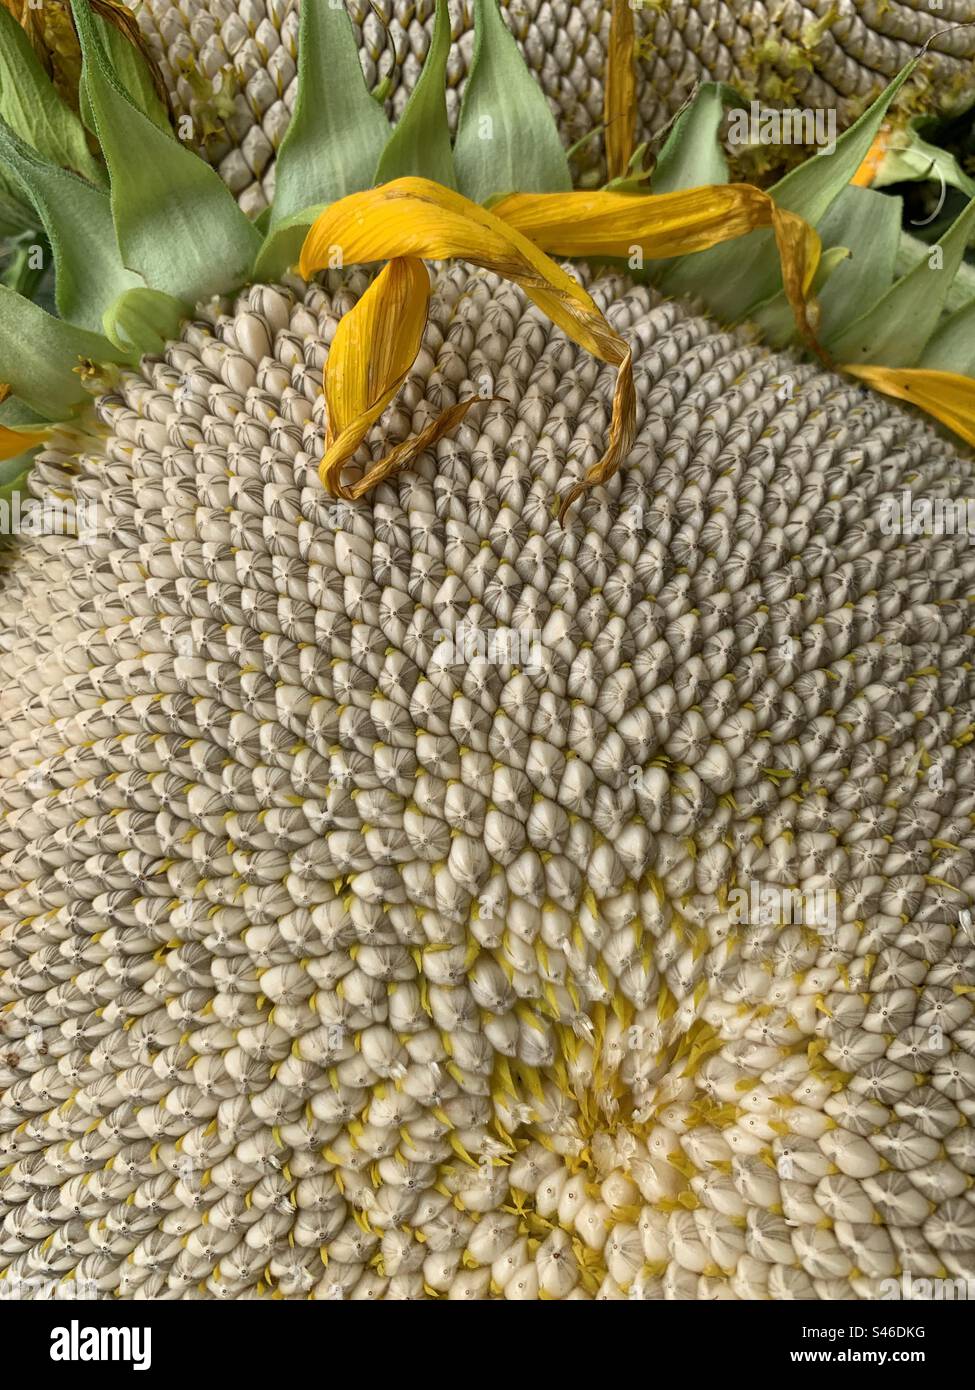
[828,196,975,366]
[0,6,103,186]
[660,59,920,315]
[269,0,390,227]
[650,83,734,193]
[375,0,455,189]
[453,0,571,201]
[0,117,140,332]
[72,0,261,303]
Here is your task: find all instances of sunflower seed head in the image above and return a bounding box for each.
[1,267,974,1298]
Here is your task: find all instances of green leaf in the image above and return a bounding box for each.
[270,0,390,227]
[651,84,734,194]
[89,14,172,131]
[73,0,260,304]
[919,299,975,376]
[816,186,902,345]
[0,453,29,486]
[453,0,570,202]
[0,168,37,237]
[0,285,128,417]
[894,230,975,316]
[602,141,653,194]
[0,116,141,331]
[103,286,186,355]
[0,5,104,185]
[869,120,975,199]
[828,196,975,366]
[254,203,326,281]
[749,245,851,347]
[375,0,455,188]
[0,395,47,429]
[661,57,919,319]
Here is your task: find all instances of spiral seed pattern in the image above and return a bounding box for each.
[1,267,974,1298]
[136,0,975,214]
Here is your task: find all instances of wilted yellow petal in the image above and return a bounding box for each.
[323,254,487,497]
[844,364,975,448]
[769,205,823,361]
[604,0,636,183]
[321,255,430,494]
[301,178,636,517]
[344,397,489,499]
[303,178,607,360]
[557,342,635,525]
[494,184,782,257]
[493,184,823,356]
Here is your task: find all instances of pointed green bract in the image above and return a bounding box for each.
[828,197,975,366]
[72,0,260,304]
[0,118,141,332]
[0,285,127,417]
[816,186,902,344]
[375,0,455,189]
[894,231,975,316]
[255,204,327,281]
[0,395,46,429]
[103,287,186,355]
[651,84,733,194]
[661,57,920,319]
[453,0,570,202]
[270,0,390,227]
[89,14,172,131]
[0,453,29,487]
[920,300,975,376]
[0,169,37,237]
[749,245,851,348]
[772,58,918,222]
[0,5,103,186]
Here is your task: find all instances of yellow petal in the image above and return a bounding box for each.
[343,397,488,500]
[493,184,789,258]
[604,0,636,183]
[0,425,46,461]
[769,205,823,361]
[301,178,635,517]
[325,253,487,497]
[493,184,823,356]
[321,255,431,494]
[0,382,49,461]
[844,364,975,448]
[303,177,608,359]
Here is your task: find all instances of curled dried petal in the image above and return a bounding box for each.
[604,0,636,183]
[301,178,636,515]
